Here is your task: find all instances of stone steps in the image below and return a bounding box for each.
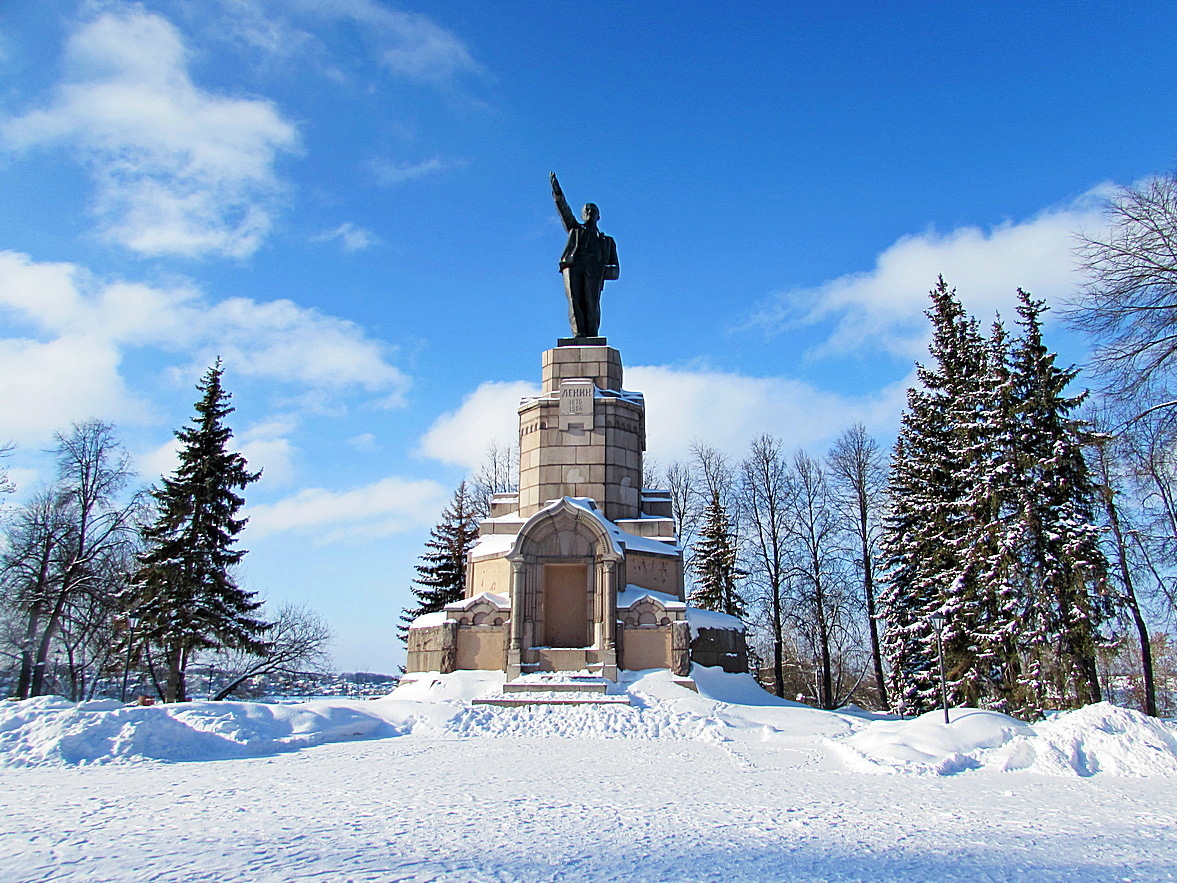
[502,676,608,694]
[472,694,632,707]
[474,674,630,706]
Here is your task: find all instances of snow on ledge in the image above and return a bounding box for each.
[684,605,746,639]
[616,586,686,610]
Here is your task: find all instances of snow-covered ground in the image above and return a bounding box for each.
[2,667,1176,882]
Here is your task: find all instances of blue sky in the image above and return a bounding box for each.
[2,1,1176,672]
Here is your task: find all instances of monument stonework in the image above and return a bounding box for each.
[403,176,747,686]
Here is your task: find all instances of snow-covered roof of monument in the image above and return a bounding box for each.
[470,533,517,559]
[616,586,687,611]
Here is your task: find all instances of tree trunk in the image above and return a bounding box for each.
[165,644,188,703]
[29,590,69,696]
[771,580,784,697]
[15,604,42,699]
[815,582,834,709]
[858,493,887,709]
[1102,485,1158,716]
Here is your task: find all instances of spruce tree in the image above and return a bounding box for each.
[689,490,745,618]
[131,361,267,702]
[879,278,984,713]
[398,481,481,640]
[949,318,1024,710]
[882,282,1112,717]
[1008,290,1110,712]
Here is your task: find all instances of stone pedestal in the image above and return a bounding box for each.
[518,344,644,523]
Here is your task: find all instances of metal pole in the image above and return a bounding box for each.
[935,619,949,725]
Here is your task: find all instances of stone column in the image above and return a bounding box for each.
[506,560,525,680]
[670,621,691,677]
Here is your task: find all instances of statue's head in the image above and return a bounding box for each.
[581,203,600,223]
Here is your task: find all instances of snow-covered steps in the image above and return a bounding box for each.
[472,673,631,706]
[502,674,609,694]
[472,693,632,707]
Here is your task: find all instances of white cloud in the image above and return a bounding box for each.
[348,433,379,451]
[751,188,1113,359]
[0,250,408,443]
[371,157,449,186]
[293,0,482,84]
[216,0,482,87]
[314,222,380,252]
[240,416,300,486]
[196,297,406,396]
[136,436,181,484]
[246,476,448,543]
[630,366,908,464]
[416,380,538,470]
[0,334,146,443]
[5,467,41,495]
[2,8,298,258]
[416,370,906,471]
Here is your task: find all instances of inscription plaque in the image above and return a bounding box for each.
[559,380,596,432]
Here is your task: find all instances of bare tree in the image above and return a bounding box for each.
[209,603,333,700]
[664,460,699,551]
[0,442,15,499]
[739,435,792,696]
[784,451,861,709]
[470,441,518,517]
[1071,172,1177,405]
[826,424,889,708]
[1086,418,1158,716]
[691,441,736,508]
[2,422,138,698]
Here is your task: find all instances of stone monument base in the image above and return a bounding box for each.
[558,336,607,347]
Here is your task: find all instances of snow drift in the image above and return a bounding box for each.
[2,669,1174,778]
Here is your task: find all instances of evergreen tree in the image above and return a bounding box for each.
[949,318,1024,710]
[881,281,1112,717]
[689,490,745,618]
[879,278,984,713]
[130,361,267,703]
[398,481,481,640]
[1008,290,1111,712]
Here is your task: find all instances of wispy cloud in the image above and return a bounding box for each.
[1,8,299,259]
[296,0,483,85]
[371,157,450,187]
[0,251,408,443]
[417,380,537,470]
[313,222,380,252]
[748,187,1113,360]
[246,476,448,543]
[215,0,483,88]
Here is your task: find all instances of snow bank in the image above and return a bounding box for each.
[836,702,1177,777]
[0,695,394,767]
[4,673,1174,778]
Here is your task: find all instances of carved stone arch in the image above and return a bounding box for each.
[626,596,667,628]
[508,498,623,565]
[505,498,623,680]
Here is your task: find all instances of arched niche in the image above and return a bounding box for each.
[505,499,625,676]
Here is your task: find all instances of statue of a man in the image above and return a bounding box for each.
[551,172,619,338]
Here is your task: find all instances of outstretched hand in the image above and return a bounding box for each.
[550,172,562,196]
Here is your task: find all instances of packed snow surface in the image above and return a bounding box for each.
[2,668,1176,881]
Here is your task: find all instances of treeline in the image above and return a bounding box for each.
[0,363,331,703]
[646,279,1175,718]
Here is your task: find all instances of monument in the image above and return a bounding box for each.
[403,175,748,689]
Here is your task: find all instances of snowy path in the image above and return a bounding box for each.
[3,734,1175,882]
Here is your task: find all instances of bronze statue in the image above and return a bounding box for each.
[551,172,619,338]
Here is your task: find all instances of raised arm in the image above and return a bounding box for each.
[550,172,578,232]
